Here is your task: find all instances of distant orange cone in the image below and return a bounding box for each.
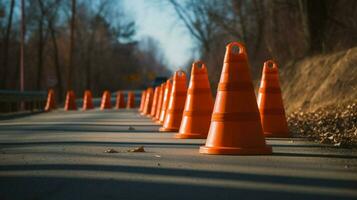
[258,60,289,137]
[176,61,214,139]
[140,89,149,115]
[160,71,187,132]
[115,91,126,109]
[200,42,272,155]
[82,90,94,110]
[64,90,77,111]
[158,80,172,124]
[100,90,112,110]
[150,86,161,117]
[45,89,56,111]
[127,91,135,109]
[139,90,146,112]
[142,88,153,115]
[154,83,165,121]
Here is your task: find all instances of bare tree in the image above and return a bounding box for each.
[20,0,25,92]
[36,0,45,90]
[47,0,63,101]
[168,0,218,53]
[67,0,76,90]
[1,0,15,89]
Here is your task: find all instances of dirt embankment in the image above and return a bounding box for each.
[280,47,357,113]
[279,47,357,147]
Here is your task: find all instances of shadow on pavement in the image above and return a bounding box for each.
[0,111,44,121]
[0,141,203,147]
[0,164,356,200]
[272,152,357,159]
[270,144,337,148]
[0,176,349,200]
[0,164,356,189]
[0,126,160,133]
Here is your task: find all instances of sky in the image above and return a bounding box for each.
[122,0,196,70]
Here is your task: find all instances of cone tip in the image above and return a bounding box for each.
[166,79,172,87]
[174,70,186,81]
[263,60,279,73]
[191,61,207,75]
[224,42,247,63]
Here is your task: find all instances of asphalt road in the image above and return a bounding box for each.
[0,109,356,200]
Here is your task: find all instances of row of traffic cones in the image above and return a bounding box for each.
[45,90,136,111]
[140,42,289,155]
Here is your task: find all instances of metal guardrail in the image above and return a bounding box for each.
[71,90,143,108]
[0,89,143,112]
[110,90,143,107]
[0,90,47,113]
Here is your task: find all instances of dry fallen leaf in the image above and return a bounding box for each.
[287,101,357,148]
[334,142,341,147]
[104,148,118,153]
[128,146,145,152]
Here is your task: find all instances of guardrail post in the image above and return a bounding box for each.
[0,90,47,113]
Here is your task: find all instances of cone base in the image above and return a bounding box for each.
[148,115,155,118]
[65,108,77,111]
[175,133,207,139]
[155,120,163,125]
[159,127,179,132]
[199,145,272,155]
[264,132,290,138]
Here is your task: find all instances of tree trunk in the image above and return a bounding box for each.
[1,0,15,89]
[306,0,327,53]
[85,32,95,90]
[298,0,310,53]
[37,0,45,90]
[20,0,25,93]
[68,0,76,91]
[49,19,63,102]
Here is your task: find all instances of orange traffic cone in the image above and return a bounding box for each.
[140,89,149,115]
[100,90,112,110]
[176,61,214,139]
[158,80,172,124]
[139,90,146,112]
[200,42,272,155]
[64,90,77,111]
[160,71,187,132]
[258,60,289,137]
[142,88,153,115]
[150,86,161,117]
[115,91,126,109]
[82,90,94,110]
[45,89,56,111]
[127,91,135,109]
[154,83,165,121]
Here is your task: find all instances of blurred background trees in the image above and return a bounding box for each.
[0,0,170,101]
[1,0,356,101]
[169,0,357,88]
